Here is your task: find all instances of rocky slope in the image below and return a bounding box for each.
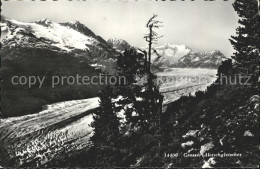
[175,87,259,168]
[136,83,259,167]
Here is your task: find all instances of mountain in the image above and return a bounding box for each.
[0,17,120,117]
[0,17,116,60]
[107,38,132,52]
[1,16,226,70]
[150,43,227,69]
[177,50,227,69]
[60,20,108,45]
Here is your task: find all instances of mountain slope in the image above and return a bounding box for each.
[161,85,259,167]
[0,47,105,118]
[177,50,227,68]
[0,17,123,118]
[60,20,108,45]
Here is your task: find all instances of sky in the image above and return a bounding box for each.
[2,0,239,57]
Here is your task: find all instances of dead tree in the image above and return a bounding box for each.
[143,14,164,149]
[144,14,163,73]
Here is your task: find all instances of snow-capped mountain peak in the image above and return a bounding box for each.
[61,20,96,37]
[107,38,132,52]
[1,17,120,75]
[150,43,191,63]
[60,20,108,44]
[1,18,107,52]
[150,43,227,69]
[67,20,82,25]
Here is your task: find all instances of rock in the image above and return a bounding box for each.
[165,163,173,168]
[202,161,211,168]
[202,157,217,168]
[181,141,194,148]
[187,148,198,153]
[250,95,259,111]
[182,130,199,138]
[243,130,254,137]
[219,135,227,146]
[236,160,242,165]
[254,104,259,111]
[250,95,259,103]
[200,142,214,155]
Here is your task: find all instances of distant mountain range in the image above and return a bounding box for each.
[1,17,227,70]
[145,44,227,69]
[107,41,227,69]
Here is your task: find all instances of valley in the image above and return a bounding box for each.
[0,67,217,167]
[0,98,99,167]
[157,68,217,104]
[1,0,258,167]
[0,16,226,167]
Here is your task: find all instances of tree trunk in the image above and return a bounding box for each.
[148,25,152,73]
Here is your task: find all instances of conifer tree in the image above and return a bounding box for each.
[115,15,164,136]
[115,49,148,131]
[111,15,164,163]
[90,85,121,166]
[229,0,259,85]
[115,49,163,139]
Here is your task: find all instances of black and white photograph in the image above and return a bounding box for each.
[0,0,259,167]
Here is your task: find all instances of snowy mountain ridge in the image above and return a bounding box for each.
[1,17,103,52]
[148,43,227,69]
[1,17,227,69]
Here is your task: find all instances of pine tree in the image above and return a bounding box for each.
[115,15,164,136]
[115,49,148,131]
[229,0,260,85]
[90,85,121,166]
[110,15,164,164]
